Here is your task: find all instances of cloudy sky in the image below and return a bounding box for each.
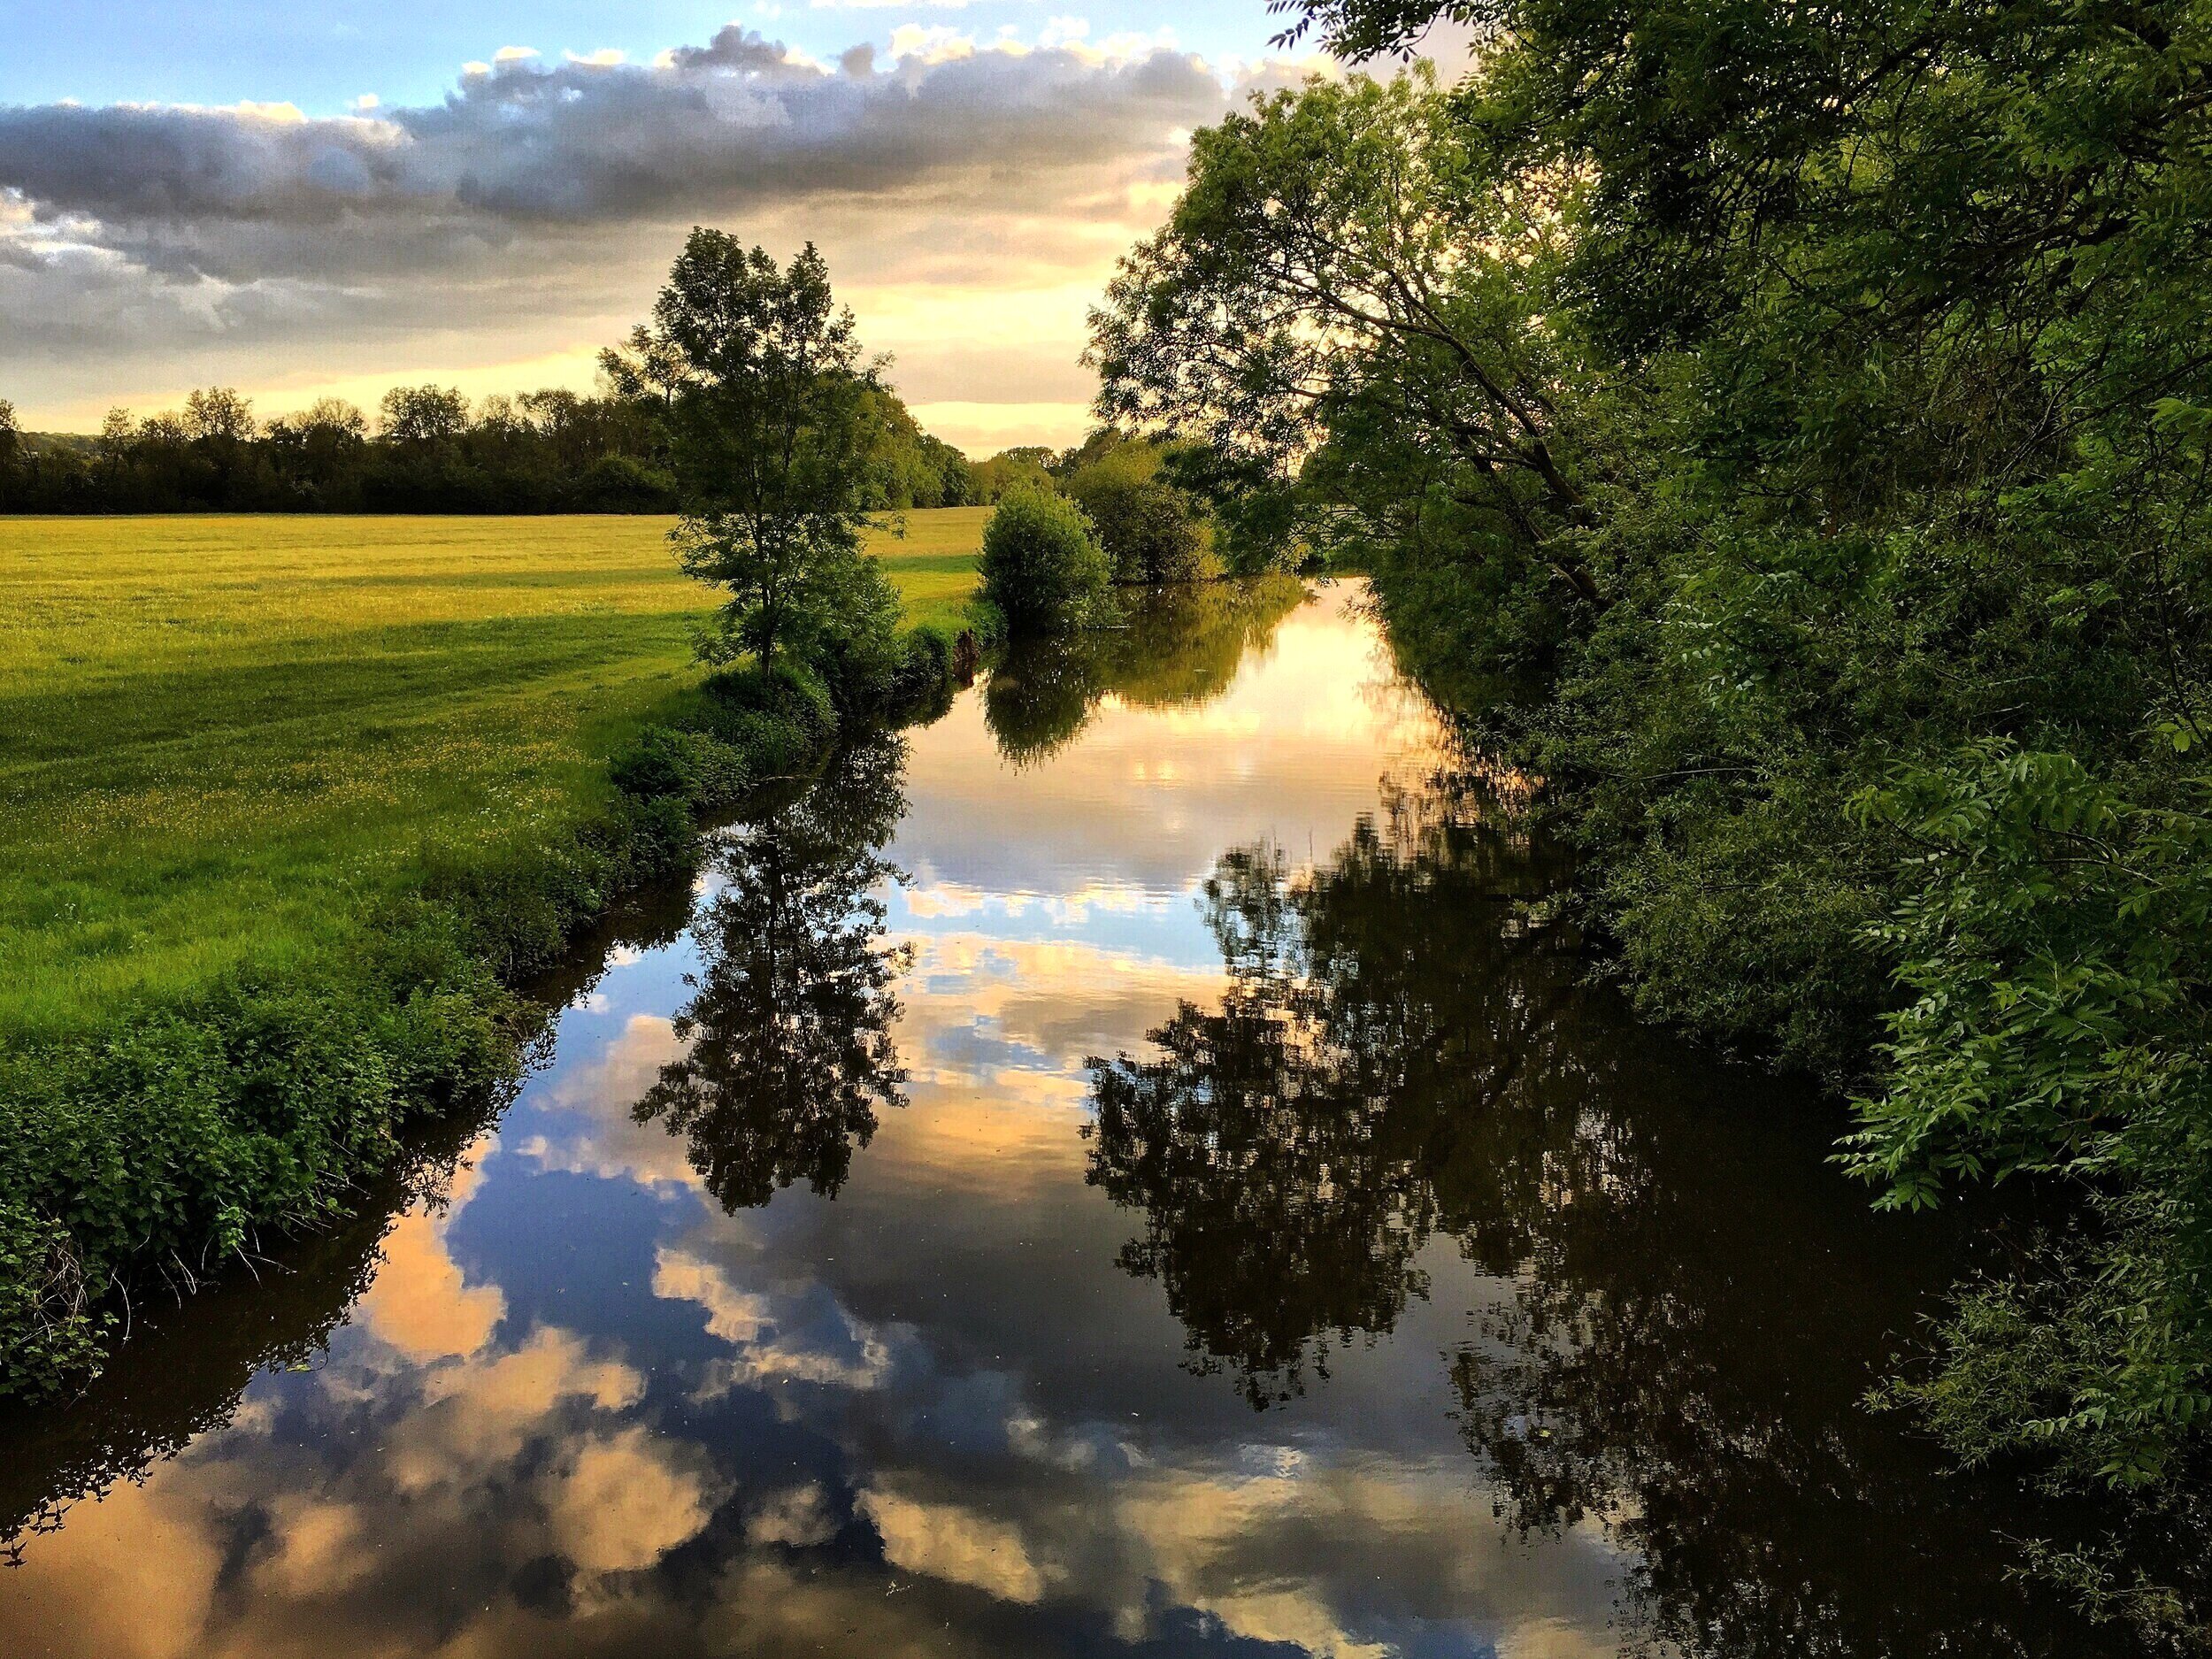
[0,1,1354,450]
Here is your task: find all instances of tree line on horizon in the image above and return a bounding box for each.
[0,378,997,517]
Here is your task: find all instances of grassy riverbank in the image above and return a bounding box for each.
[0,509,987,1041]
[0,508,985,1394]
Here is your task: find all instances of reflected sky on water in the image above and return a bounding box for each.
[0,581,2127,1659]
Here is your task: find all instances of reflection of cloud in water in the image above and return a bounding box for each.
[898,585,1452,901]
[352,1133,503,1363]
[746,1482,838,1548]
[858,1486,1056,1602]
[656,1246,894,1393]
[515,1013,699,1190]
[1088,1452,1625,1659]
[385,1325,641,1496]
[544,1424,721,1576]
[0,1475,222,1659]
[895,932,1225,1085]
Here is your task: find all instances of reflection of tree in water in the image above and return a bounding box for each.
[1087,778,2129,1657]
[635,740,910,1211]
[986,573,1308,766]
[1087,782,1565,1405]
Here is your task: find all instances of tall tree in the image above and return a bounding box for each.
[608,230,898,672]
[1089,70,1609,638]
[1095,1,2212,1598]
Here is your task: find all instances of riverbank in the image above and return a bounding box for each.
[0,579,2132,1658]
[0,510,988,1397]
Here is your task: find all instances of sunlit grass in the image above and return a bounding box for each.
[2,510,986,1039]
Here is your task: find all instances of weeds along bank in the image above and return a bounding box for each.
[0,510,987,1398]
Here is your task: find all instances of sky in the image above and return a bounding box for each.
[0,0,1349,452]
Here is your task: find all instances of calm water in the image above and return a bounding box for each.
[1,581,2121,1657]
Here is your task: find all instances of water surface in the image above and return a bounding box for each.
[2,581,2118,1657]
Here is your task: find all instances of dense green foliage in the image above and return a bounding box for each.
[977,484,1113,634]
[1095,0,2212,1570]
[968,446,1056,503]
[1055,429,1214,583]
[610,233,904,681]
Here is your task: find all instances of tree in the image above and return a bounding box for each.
[1090,69,1607,624]
[96,409,134,468]
[1060,432,1211,584]
[180,387,255,443]
[295,398,368,442]
[609,230,897,674]
[378,385,470,446]
[1098,12,2212,1550]
[970,448,1055,503]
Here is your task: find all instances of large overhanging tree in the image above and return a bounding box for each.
[1094,0,2212,1608]
[1090,70,1613,621]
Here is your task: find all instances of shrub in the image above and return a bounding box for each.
[610,726,753,810]
[978,487,1111,634]
[0,935,516,1399]
[1064,450,1210,584]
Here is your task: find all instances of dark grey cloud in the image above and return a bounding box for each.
[0,33,1222,250]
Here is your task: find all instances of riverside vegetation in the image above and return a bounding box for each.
[0,503,987,1398]
[0,238,1020,1399]
[0,223,1242,1403]
[1091,0,2212,1633]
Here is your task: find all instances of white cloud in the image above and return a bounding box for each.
[856,1487,1056,1602]
[887,24,978,63]
[655,1245,895,1391]
[746,1482,840,1548]
[542,1425,721,1572]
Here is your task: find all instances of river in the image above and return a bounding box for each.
[0,580,2126,1657]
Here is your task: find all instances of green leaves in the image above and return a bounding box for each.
[1110,0,2212,1544]
[1847,741,2212,1482]
[621,231,892,682]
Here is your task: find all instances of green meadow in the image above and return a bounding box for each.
[1,508,987,1039]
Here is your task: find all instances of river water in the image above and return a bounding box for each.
[0,580,2124,1656]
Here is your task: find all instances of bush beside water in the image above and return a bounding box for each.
[977,486,1113,635]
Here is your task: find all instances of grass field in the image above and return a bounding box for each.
[0,508,987,1039]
